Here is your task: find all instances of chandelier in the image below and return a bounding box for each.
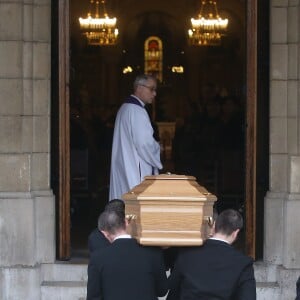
[188,0,228,46]
[79,0,118,46]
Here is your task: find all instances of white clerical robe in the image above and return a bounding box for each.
[109,96,162,200]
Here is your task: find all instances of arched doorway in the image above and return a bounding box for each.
[51,0,267,260]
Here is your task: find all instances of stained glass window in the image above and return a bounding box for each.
[144,36,163,82]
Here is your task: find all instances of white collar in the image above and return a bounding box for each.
[209,237,230,244]
[113,234,132,241]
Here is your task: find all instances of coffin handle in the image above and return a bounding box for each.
[204,216,214,227]
[126,214,137,222]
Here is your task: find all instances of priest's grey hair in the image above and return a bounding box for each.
[133,74,157,91]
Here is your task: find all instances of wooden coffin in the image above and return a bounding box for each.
[123,174,217,246]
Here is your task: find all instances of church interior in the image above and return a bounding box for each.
[53,0,269,258]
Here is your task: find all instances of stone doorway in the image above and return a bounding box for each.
[51,0,267,260]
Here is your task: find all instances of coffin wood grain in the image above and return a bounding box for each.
[124,174,217,246]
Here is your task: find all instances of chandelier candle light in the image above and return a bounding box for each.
[79,0,118,46]
[188,0,228,46]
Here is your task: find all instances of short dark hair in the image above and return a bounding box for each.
[105,199,125,215]
[98,210,126,235]
[214,209,243,236]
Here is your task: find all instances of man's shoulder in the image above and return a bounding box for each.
[88,228,100,239]
[89,245,110,263]
[113,239,163,256]
[140,244,164,256]
[206,239,252,256]
[116,103,141,120]
[88,228,107,242]
[88,228,110,253]
[121,102,143,112]
[113,238,145,249]
[178,240,253,262]
[118,97,145,113]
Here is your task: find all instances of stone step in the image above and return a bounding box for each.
[254,261,278,282]
[41,262,88,282]
[41,280,281,300]
[41,263,88,300]
[254,261,281,299]
[41,281,87,300]
[41,262,282,300]
[256,282,281,300]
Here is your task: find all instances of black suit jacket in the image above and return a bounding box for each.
[88,228,110,254]
[167,239,256,300]
[296,276,300,300]
[87,238,168,300]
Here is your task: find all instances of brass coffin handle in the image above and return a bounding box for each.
[204,216,214,227]
[126,214,137,222]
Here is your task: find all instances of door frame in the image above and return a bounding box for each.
[57,0,71,259]
[245,0,257,258]
[56,0,258,259]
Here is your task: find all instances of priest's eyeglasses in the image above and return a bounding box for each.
[139,84,157,93]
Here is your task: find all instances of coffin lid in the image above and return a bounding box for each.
[122,173,217,202]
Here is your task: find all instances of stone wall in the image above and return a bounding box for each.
[0,0,299,299]
[265,0,300,265]
[0,1,55,299]
[263,0,300,298]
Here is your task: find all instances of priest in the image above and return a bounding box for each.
[109,74,162,200]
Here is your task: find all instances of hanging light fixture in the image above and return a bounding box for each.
[188,0,228,46]
[79,0,118,46]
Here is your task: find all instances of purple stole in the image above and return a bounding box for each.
[124,96,144,108]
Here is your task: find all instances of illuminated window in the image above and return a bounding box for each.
[144,36,163,82]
